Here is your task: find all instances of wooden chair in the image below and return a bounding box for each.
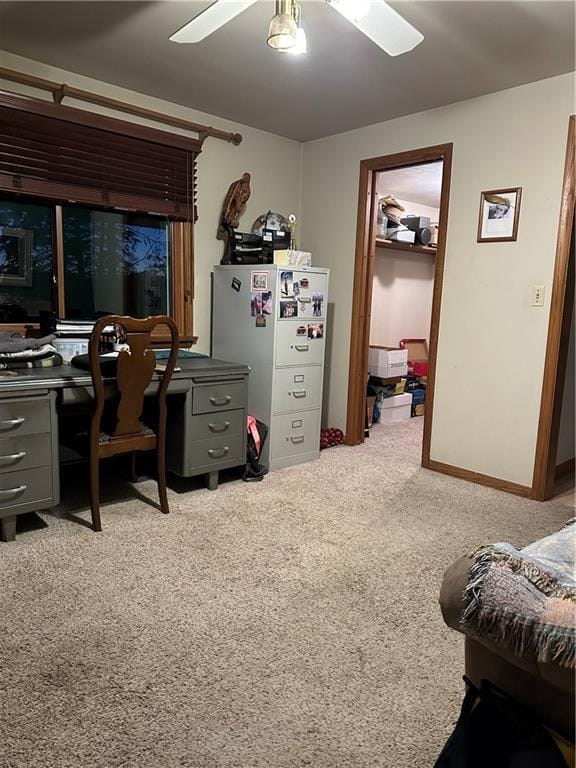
[87,315,179,532]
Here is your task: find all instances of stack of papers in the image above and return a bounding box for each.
[56,319,115,337]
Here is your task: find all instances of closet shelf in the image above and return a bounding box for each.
[375,239,437,256]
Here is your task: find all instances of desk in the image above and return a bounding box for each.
[0,357,250,541]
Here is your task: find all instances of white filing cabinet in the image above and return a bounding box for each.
[212,264,329,470]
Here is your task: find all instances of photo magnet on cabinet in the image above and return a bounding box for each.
[280,271,294,298]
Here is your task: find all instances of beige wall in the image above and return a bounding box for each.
[370,249,435,348]
[301,73,575,487]
[0,50,303,355]
[372,189,439,349]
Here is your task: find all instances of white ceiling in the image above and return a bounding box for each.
[0,1,573,141]
[378,161,443,208]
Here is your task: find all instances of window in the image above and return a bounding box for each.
[63,206,170,320]
[0,196,194,342]
[0,91,200,342]
[0,199,55,324]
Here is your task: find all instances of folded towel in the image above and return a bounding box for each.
[0,332,56,354]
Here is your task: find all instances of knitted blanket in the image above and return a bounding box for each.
[461,520,575,668]
[0,332,56,353]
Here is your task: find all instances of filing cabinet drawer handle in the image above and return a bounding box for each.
[292,390,307,398]
[208,447,230,459]
[294,345,309,352]
[0,417,25,430]
[209,421,230,433]
[0,485,27,498]
[0,451,26,465]
[209,396,231,407]
[290,436,305,444]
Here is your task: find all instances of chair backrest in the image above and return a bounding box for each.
[88,315,179,441]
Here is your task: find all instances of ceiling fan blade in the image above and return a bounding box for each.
[170,0,259,44]
[327,0,424,56]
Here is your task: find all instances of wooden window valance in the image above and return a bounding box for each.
[0,90,202,220]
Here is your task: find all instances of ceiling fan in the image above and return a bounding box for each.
[169,0,424,57]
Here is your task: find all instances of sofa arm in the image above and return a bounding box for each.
[439,554,473,632]
[439,554,575,695]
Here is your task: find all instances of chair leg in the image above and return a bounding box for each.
[157,447,169,515]
[129,452,138,483]
[90,452,102,532]
[0,515,17,542]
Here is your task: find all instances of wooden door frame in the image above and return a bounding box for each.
[345,143,453,467]
[531,115,576,501]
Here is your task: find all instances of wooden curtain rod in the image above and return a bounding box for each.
[0,66,243,146]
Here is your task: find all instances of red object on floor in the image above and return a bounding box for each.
[399,338,429,377]
[247,415,261,455]
[320,428,344,450]
[410,361,428,376]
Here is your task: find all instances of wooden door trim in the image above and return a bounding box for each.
[345,162,378,444]
[427,460,532,498]
[345,143,454,468]
[531,115,576,501]
[422,145,453,466]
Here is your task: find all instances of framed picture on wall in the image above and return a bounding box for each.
[0,227,33,286]
[477,187,522,243]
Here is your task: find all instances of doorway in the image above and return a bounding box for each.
[532,115,575,501]
[345,143,453,471]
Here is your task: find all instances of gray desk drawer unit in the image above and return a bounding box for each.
[0,391,59,541]
[166,369,249,490]
[213,265,329,471]
[0,357,248,540]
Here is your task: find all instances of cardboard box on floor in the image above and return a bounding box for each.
[368,346,408,378]
[399,338,429,376]
[380,392,412,423]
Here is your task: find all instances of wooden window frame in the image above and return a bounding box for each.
[0,90,199,344]
[0,196,195,345]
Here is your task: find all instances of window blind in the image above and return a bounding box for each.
[0,91,201,220]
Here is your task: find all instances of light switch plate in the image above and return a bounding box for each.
[531,285,545,307]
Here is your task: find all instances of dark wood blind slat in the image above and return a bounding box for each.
[0,173,191,216]
[0,131,191,177]
[0,150,191,194]
[0,165,189,203]
[0,98,199,220]
[1,117,189,166]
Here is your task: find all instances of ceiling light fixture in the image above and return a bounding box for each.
[267,0,298,52]
[171,0,423,59]
[285,2,307,56]
[287,26,307,56]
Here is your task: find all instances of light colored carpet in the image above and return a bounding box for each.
[0,419,571,768]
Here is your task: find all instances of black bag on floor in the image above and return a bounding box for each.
[243,418,269,482]
[434,678,567,768]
